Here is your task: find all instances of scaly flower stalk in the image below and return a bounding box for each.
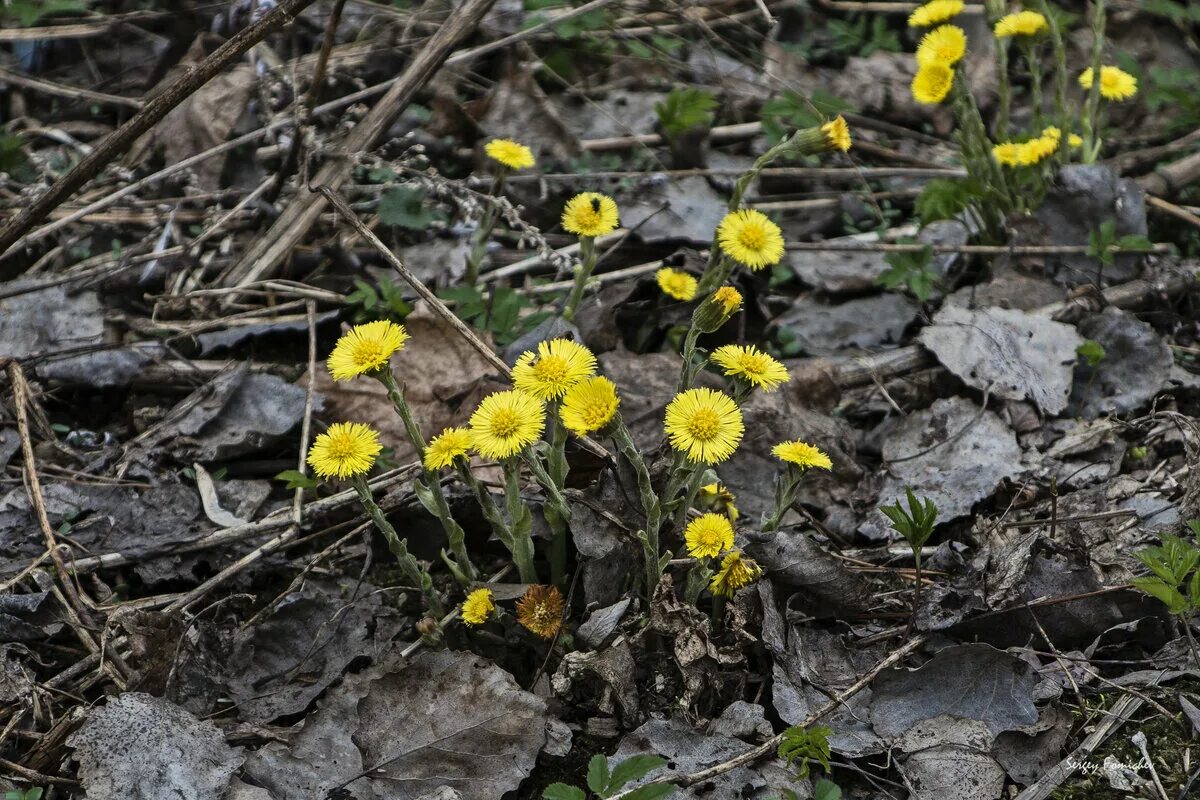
[563,235,597,322]
[523,445,572,587]
[1025,42,1044,129]
[455,462,536,584]
[350,475,440,613]
[611,422,665,593]
[502,459,539,584]
[763,441,833,532]
[1034,0,1069,139]
[377,369,476,582]
[986,0,1011,138]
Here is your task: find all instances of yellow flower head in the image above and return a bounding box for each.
[307,422,381,480]
[484,138,535,170]
[710,549,762,598]
[713,286,743,314]
[664,388,744,464]
[908,0,964,27]
[326,320,408,381]
[424,426,472,471]
[772,440,833,470]
[912,63,955,104]
[917,25,967,68]
[1068,133,1083,148]
[716,209,785,270]
[994,10,1047,37]
[711,344,790,392]
[562,192,620,237]
[821,115,852,152]
[685,513,735,559]
[993,126,1061,167]
[693,286,744,333]
[516,584,564,639]
[468,390,545,460]
[512,338,597,401]
[699,481,739,521]
[560,376,620,436]
[1079,66,1138,101]
[656,268,699,302]
[461,588,495,625]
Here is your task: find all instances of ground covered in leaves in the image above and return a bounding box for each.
[2,1,1200,799]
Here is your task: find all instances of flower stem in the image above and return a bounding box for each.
[677,324,705,391]
[761,468,802,533]
[457,463,535,583]
[378,369,426,458]
[502,460,539,584]
[563,236,597,321]
[986,0,1011,138]
[613,422,663,593]
[351,475,440,614]
[1026,43,1044,130]
[1035,0,1069,134]
[523,448,571,587]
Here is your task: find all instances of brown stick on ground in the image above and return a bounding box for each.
[0,0,320,259]
[219,0,498,306]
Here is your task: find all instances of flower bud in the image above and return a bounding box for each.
[692,286,743,333]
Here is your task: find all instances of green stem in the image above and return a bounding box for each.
[677,324,703,391]
[1080,0,1106,164]
[761,469,802,533]
[672,465,707,534]
[522,448,571,587]
[378,369,426,458]
[351,476,441,614]
[502,460,539,584]
[1027,43,1044,130]
[1035,0,1069,134]
[613,422,663,594]
[563,236,597,321]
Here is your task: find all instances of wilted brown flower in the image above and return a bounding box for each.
[516,584,565,639]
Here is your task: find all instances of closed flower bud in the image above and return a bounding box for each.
[692,286,743,333]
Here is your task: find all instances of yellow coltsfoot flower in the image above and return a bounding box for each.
[562,192,620,237]
[424,427,472,471]
[908,0,964,28]
[484,138,535,170]
[821,115,852,153]
[716,209,785,271]
[516,584,565,639]
[1068,133,1084,148]
[1078,66,1138,101]
[461,587,496,625]
[468,390,545,460]
[656,268,699,302]
[685,513,735,559]
[711,344,790,392]
[772,440,833,471]
[326,320,408,381]
[710,549,762,598]
[911,63,955,104]
[559,376,620,436]
[664,388,745,464]
[916,25,967,68]
[693,286,744,333]
[307,422,382,479]
[512,338,597,401]
[699,481,739,521]
[994,10,1047,37]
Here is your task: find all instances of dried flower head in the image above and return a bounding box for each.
[512,338,597,401]
[994,10,1047,37]
[699,481,739,521]
[772,440,833,470]
[908,0,964,27]
[685,513,735,559]
[562,192,620,237]
[307,422,381,479]
[821,115,852,153]
[916,25,967,68]
[1078,66,1137,101]
[461,587,496,625]
[664,388,745,464]
[711,344,790,392]
[326,320,408,381]
[693,286,744,333]
[656,267,699,301]
[516,584,564,639]
[468,390,546,460]
[912,63,955,104]
[424,427,472,471]
[485,138,535,170]
[710,549,762,598]
[560,376,620,436]
[716,209,785,270]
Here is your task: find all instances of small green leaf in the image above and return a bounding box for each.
[655,86,718,137]
[1131,576,1189,615]
[606,755,667,793]
[378,186,437,230]
[543,784,587,800]
[275,470,318,490]
[587,753,610,794]
[812,778,842,800]
[1076,339,1106,367]
[621,784,677,800]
